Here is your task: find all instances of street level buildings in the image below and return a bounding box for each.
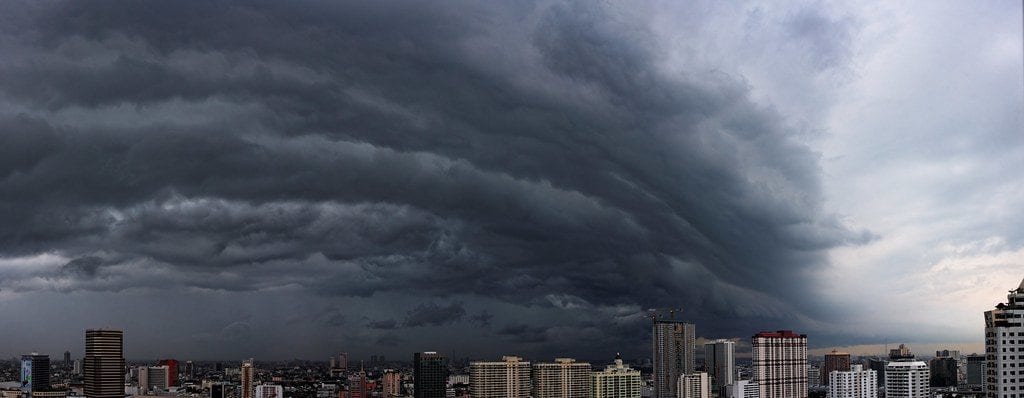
[532,358,591,398]
[654,320,696,398]
[84,329,124,398]
[752,330,808,398]
[985,279,1024,398]
[470,356,530,398]
[590,354,641,398]
[884,361,929,398]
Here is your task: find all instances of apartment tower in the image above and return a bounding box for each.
[752,330,808,398]
[84,329,124,398]
[654,320,696,398]
[470,356,530,398]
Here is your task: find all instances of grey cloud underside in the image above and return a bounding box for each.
[0,1,870,354]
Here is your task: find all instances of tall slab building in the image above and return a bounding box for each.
[985,278,1024,398]
[470,356,530,398]
[84,329,124,398]
[884,362,928,398]
[752,330,807,398]
[414,352,448,398]
[532,358,591,398]
[826,365,876,398]
[822,351,851,386]
[705,340,735,395]
[653,320,696,398]
[591,354,642,398]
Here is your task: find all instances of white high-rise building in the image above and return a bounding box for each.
[654,320,696,398]
[827,365,877,398]
[590,354,641,398]
[678,373,710,398]
[884,362,928,398]
[985,278,1024,398]
[726,381,759,398]
[705,340,735,395]
[533,358,592,398]
[255,385,283,398]
[752,331,807,398]
[470,356,530,398]
[139,366,169,392]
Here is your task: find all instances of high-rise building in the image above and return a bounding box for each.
[705,340,735,395]
[884,361,928,398]
[591,354,641,398]
[469,356,530,398]
[185,361,195,381]
[752,330,807,398]
[678,373,710,398]
[653,320,696,398]
[726,381,759,398]
[255,385,283,398]
[140,366,169,391]
[64,352,72,370]
[807,367,820,388]
[383,370,402,398]
[339,353,349,372]
[965,354,985,387]
[888,345,914,361]
[985,279,1024,398]
[241,359,255,398]
[822,351,851,386]
[349,370,369,398]
[862,358,886,388]
[929,357,957,387]
[532,358,591,398]
[414,352,448,398]
[936,351,961,360]
[84,329,124,398]
[21,353,50,393]
[158,359,179,387]
[826,364,876,398]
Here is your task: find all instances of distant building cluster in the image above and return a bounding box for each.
[4,279,1024,398]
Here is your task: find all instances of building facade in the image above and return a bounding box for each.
[678,373,710,398]
[84,329,124,398]
[726,381,759,398]
[383,370,402,398]
[532,358,591,398]
[469,356,530,398]
[415,352,448,398]
[241,359,255,398]
[591,354,641,398]
[985,280,1024,398]
[256,385,283,398]
[21,354,50,394]
[884,361,928,398]
[654,320,696,398]
[967,354,986,387]
[752,330,807,398]
[822,351,851,386]
[157,359,178,387]
[705,340,735,395]
[826,365,876,398]
[929,357,958,387]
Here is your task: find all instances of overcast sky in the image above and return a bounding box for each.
[0,1,1021,361]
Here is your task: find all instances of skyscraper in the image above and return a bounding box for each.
[653,320,696,398]
[822,351,851,386]
[752,330,807,398]
[185,361,195,382]
[158,359,179,387]
[985,279,1024,398]
[678,373,710,398]
[414,352,448,398]
[884,361,928,398]
[349,369,368,398]
[241,359,255,398]
[928,357,957,387]
[826,365,876,398]
[469,356,530,398]
[705,340,735,395]
[84,329,124,398]
[532,358,591,398]
[140,366,169,391]
[965,354,985,387]
[339,353,349,372]
[21,353,50,393]
[591,354,641,398]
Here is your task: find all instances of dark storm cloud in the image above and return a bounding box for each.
[0,0,871,356]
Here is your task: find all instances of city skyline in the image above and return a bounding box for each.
[0,1,1021,361]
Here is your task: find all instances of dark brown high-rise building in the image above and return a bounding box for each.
[84,329,124,398]
[822,350,851,385]
[414,352,448,398]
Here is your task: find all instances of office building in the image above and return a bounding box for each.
[256,385,283,398]
[591,354,641,398]
[705,340,735,395]
[678,373,710,398]
[807,367,820,388]
[862,358,886,388]
[532,358,591,398]
[822,351,851,386]
[752,330,807,398]
[469,356,530,398]
[986,279,1024,398]
[84,329,124,398]
[826,365,876,398]
[157,359,178,387]
[211,383,226,398]
[884,361,928,398]
[21,353,50,393]
[654,320,696,398]
[929,357,957,387]
[726,381,759,398]
[965,354,985,386]
[139,366,169,391]
[889,345,914,361]
[936,351,961,360]
[241,359,255,398]
[339,353,349,372]
[415,352,449,398]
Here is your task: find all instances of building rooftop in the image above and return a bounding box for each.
[753,330,806,338]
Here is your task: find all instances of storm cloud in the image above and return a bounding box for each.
[1,0,1016,360]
